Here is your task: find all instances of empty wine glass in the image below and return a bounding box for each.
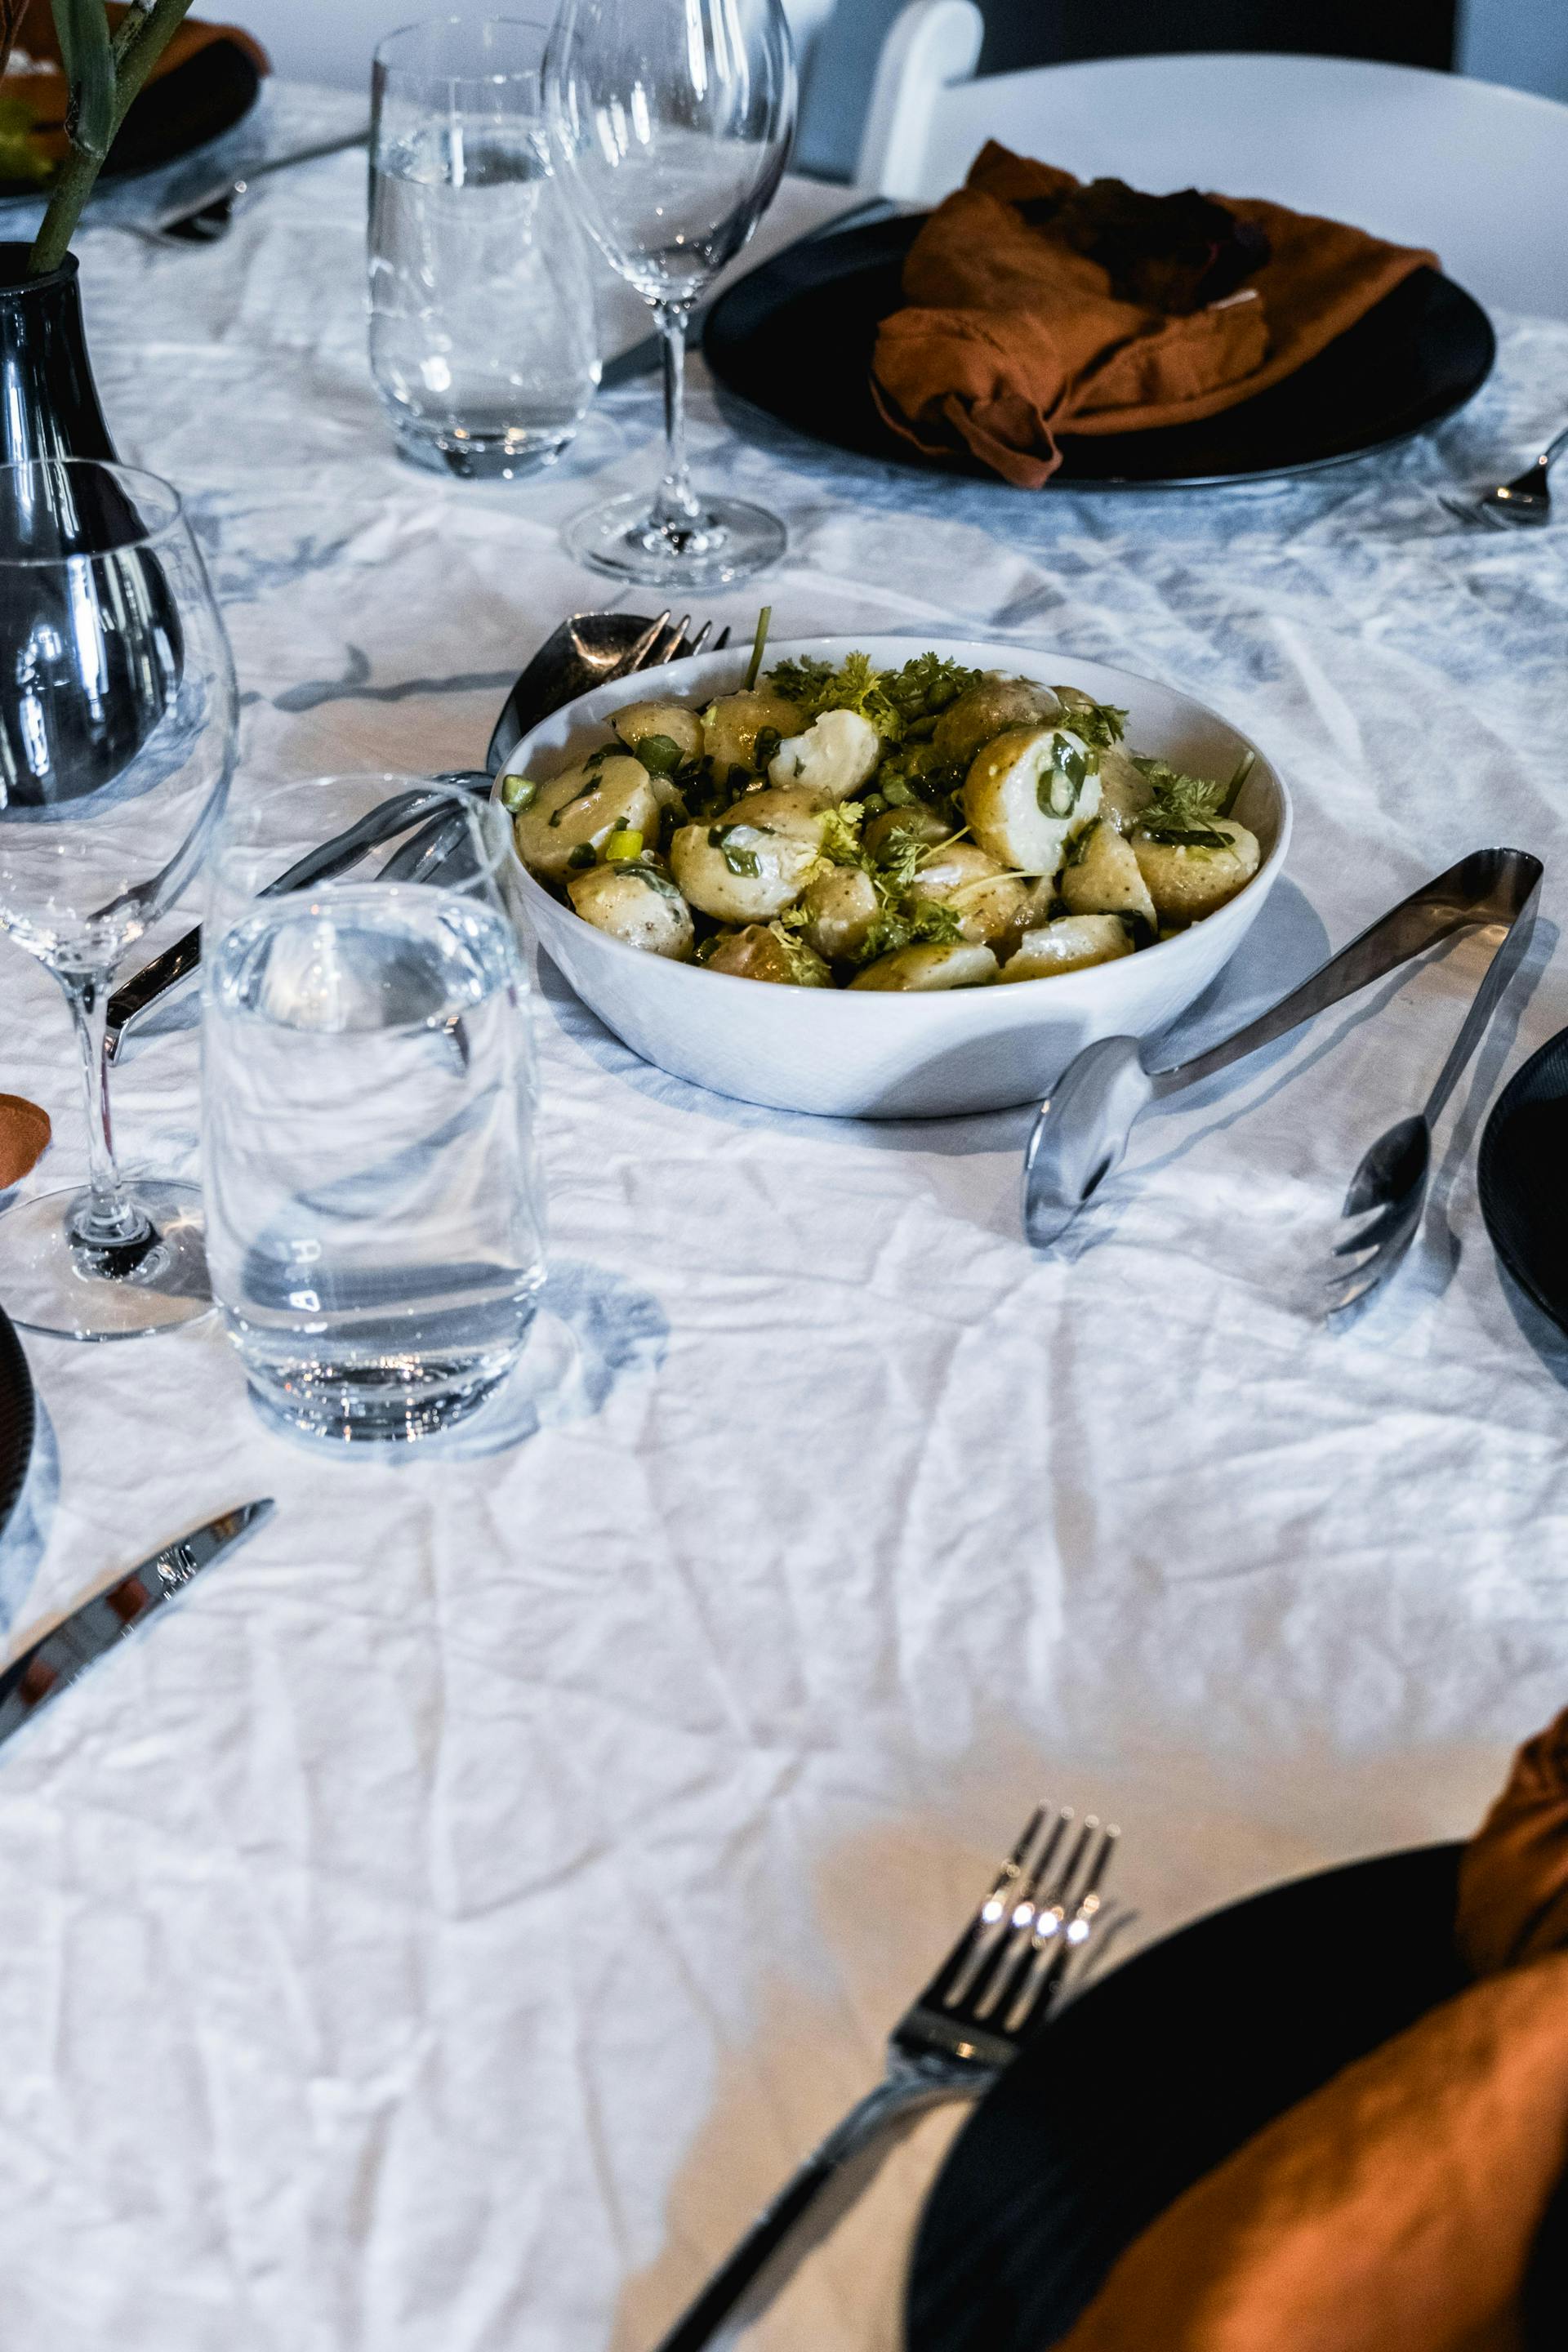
[0,459,238,1340]
[545,0,795,588]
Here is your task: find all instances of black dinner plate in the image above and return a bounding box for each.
[905,1842,1563,2351]
[0,38,262,202]
[704,216,1494,489]
[1477,1027,1568,1335]
[0,1298,33,1550]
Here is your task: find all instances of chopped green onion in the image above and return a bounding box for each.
[567,843,597,869]
[501,774,537,813]
[604,828,644,862]
[744,605,772,692]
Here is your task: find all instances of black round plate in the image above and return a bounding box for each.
[1478,1027,1568,1334]
[704,216,1494,489]
[0,39,262,203]
[906,1845,1470,2352]
[0,1298,33,1550]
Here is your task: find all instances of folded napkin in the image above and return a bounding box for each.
[871,145,1437,488]
[1053,1712,1568,2351]
[1,2,267,172]
[0,1094,47,1187]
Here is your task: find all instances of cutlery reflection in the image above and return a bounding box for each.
[648,1807,1123,2352]
[1023,849,1540,1251]
[1442,423,1568,529]
[126,128,372,247]
[1328,849,1541,1313]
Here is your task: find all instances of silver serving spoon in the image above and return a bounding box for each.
[1022,849,1539,1251]
[1442,424,1568,529]
[1327,850,1541,1313]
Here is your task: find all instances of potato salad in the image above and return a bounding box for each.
[504,650,1261,992]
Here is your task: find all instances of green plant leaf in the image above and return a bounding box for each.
[51,0,114,159]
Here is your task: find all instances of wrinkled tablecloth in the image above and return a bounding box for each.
[3,82,1568,2352]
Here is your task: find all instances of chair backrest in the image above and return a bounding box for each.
[856,2,1568,318]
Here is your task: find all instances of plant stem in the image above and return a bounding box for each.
[29,0,196,275]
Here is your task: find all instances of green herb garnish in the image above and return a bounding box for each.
[744,606,772,691]
[631,733,682,777]
[566,843,598,868]
[708,824,764,878]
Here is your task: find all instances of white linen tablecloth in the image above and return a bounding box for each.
[4,91,1568,2352]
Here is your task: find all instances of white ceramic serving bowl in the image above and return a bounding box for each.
[497,636,1292,1119]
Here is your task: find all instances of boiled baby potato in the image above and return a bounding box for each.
[1000,914,1135,981]
[1133,818,1260,924]
[961,724,1102,876]
[862,804,952,859]
[800,865,880,963]
[611,696,705,771]
[1094,742,1155,833]
[849,942,1000,991]
[933,674,1060,766]
[1060,821,1157,938]
[566,862,694,960]
[702,688,801,776]
[512,754,661,883]
[705,924,831,986]
[909,841,1029,947]
[669,786,827,923]
[768,707,880,803]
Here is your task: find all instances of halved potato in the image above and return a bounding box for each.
[704,924,831,986]
[566,862,693,960]
[962,724,1102,875]
[1094,742,1155,833]
[1133,818,1261,924]
[668,786,828,923]
[999,914,1135,981]
[512,755,661,883]
[768,708,880,803]
[909,841,1029,947]
[932,674,1060,765]
[863,804,952,859]
[1059,821,1157,937]
[612,700,705,764]
[849,942,1000,991]
[702,688,801,776]
[800,865,880,962]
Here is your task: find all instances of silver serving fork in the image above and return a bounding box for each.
[648,1807,1121,2352]
[1442,423,1568,529]
[1328,849,1541,1314]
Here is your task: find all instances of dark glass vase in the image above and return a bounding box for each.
[0,242,117,467]
[0,243,181,810]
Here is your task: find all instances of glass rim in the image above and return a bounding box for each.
[211,775,515,905]
[0,457,185,567]
[372,13,552,87]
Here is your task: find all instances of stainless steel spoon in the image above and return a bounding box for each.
[1442,424,1568,529]
[1022,849,1540,1251]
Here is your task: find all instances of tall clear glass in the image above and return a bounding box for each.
[545,0,796,586]
[369,15,602,480]
[0,459,237,1342]
[202,778,546,1446]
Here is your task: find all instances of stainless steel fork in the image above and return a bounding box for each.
[648,1807,1121,2352]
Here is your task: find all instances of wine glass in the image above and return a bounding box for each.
[545,0,796,588]
[0,458,238,1341]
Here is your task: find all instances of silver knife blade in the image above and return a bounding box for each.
[0,1499,274,1750]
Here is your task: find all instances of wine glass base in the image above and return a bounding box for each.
[0,1181,212,1342]
[564,488,786,589]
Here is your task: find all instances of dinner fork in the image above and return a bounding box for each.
[1442,423,1568,529]
[648,1807,1122,2352]
[483,609,724,777]
[1328,849,1541,1314]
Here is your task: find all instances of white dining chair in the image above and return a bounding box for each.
[855,1,1568,319]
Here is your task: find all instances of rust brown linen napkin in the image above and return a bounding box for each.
[0,1094,48,1188]
[1049,1713,1568,2352]
[871,145,1437,488]
[2,2,269,169]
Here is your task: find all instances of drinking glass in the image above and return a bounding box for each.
[0,458,237,1342]
[202,778,546,1445]
[545,0,796,586]
[369,15,601,480]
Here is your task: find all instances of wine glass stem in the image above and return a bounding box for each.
[652,301,702,531]
[56,967,154,1254]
